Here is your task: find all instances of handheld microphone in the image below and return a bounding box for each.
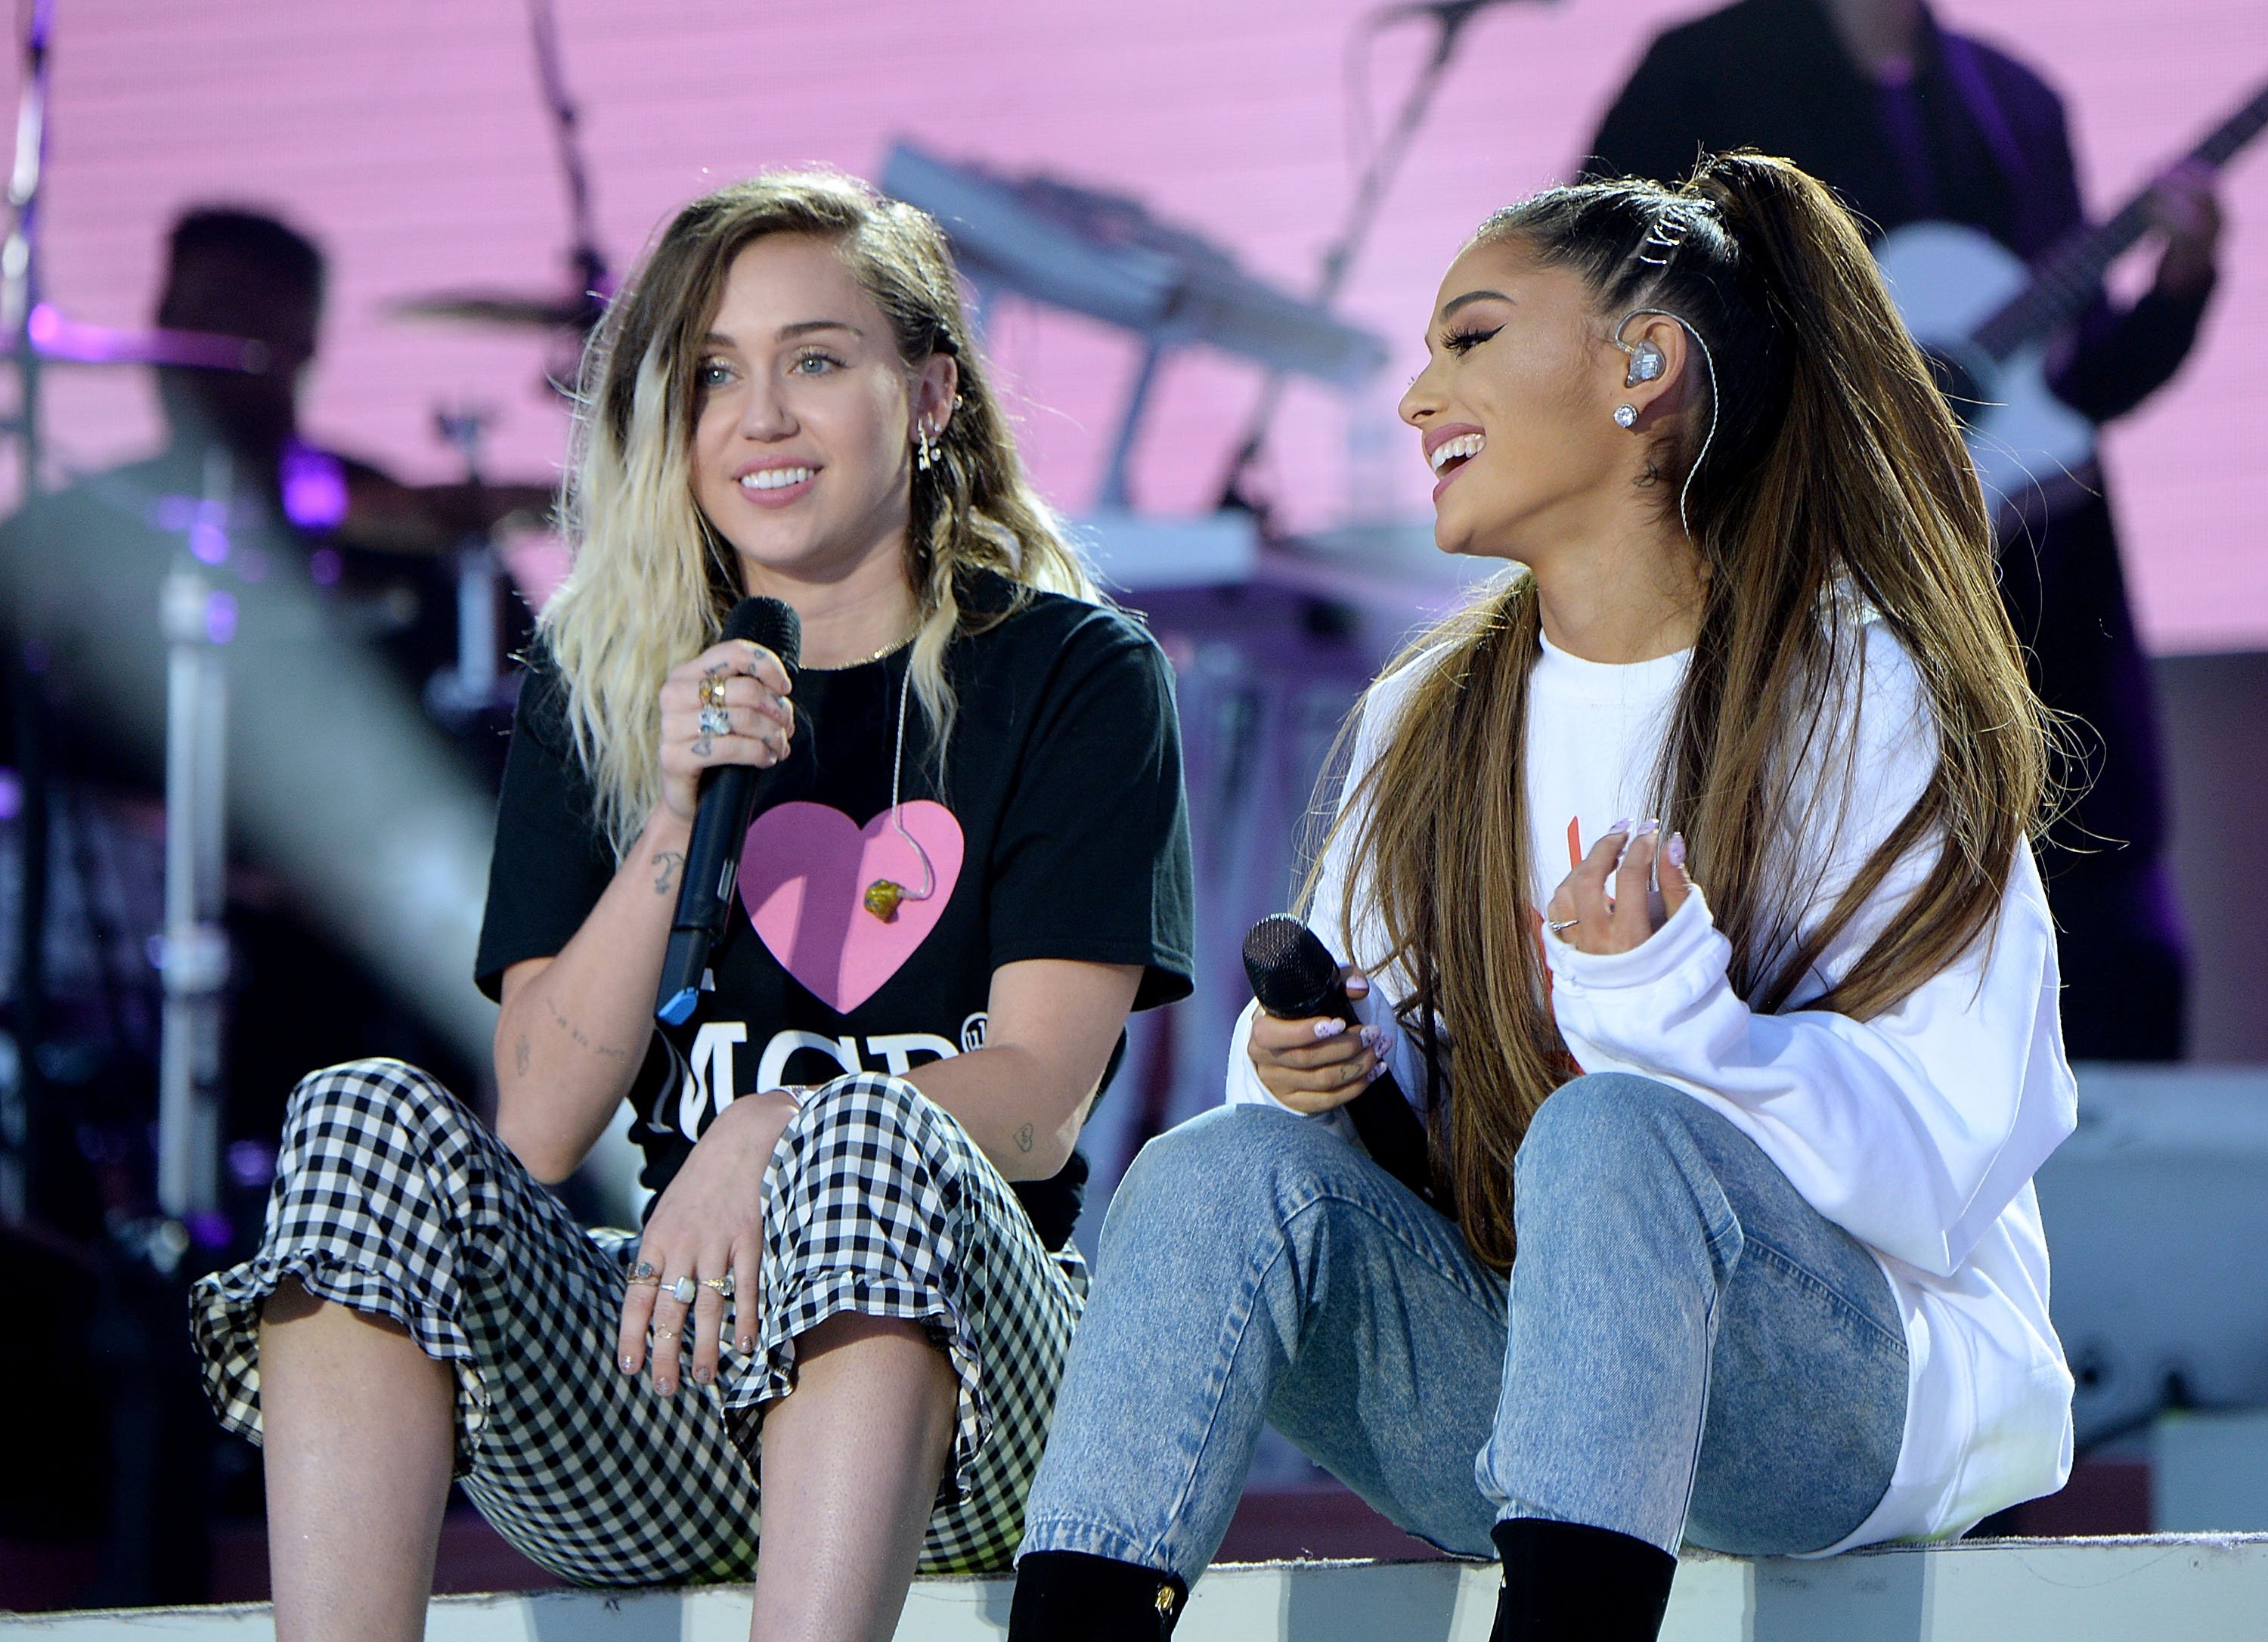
[1242,915,1444,1211]
[655,596,801,1026]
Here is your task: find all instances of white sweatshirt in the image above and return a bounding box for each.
[1225,613,2077,1548]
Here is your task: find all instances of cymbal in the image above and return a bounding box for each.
[387,289,601,331]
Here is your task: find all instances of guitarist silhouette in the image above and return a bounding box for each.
[1587,0,2227,1061]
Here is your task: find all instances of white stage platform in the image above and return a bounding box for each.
[8,1537,2268,1641]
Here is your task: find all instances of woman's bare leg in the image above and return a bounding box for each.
[259,1278,455,1642]
[748,1313,957,1642]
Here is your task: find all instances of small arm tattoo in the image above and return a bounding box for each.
[514,1036,531,1077]
[544,990,632,1062]
[653,850,685,897]
[1015,1123,1035,1154]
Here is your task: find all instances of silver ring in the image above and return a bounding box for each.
[669,1275,698,1306]
[1545,918,1580,934]
[697,704,731,738]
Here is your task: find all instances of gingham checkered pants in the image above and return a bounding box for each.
[188,1058,1087,1580]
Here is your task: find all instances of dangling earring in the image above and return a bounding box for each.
[915,422,937,472]
[1613,404,1640,429]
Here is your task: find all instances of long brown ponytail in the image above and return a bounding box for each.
[1322,153,2051,1272]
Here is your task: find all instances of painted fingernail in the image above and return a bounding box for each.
[1634,818,1659,838]
[694,1366,713,1385]
[1667,832,1687,869]
[1359,1025,1383,1051]
[738,1337,754,1355]
[1367,1063,1387,1083]
[1607,816,1632,835]
[620,1353,637,1373]
[1346,971,1370,995]
[1313,1019,1347,1039]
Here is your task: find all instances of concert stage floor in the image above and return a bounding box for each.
[5,1537,2266,1640]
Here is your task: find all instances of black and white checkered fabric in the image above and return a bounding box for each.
[189,1058,1086,1579]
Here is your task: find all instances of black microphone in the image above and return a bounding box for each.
[1242,915,1444,1211]
[655,596,801,1026]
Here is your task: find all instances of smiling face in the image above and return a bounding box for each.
[689,234,953,592]
[1399,237,1638,565]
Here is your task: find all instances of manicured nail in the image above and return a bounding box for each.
[1313,1019,1347,1039]
[1634,818,1659,838]
[694,1366,712,1385]
[1666,832,1686,869]
[1607,816,1632,835]
[1367,1063,1387,1083]
[737,1337,754,1355]
[1359,1025,1383,1051]
[1346,971,1370,996]
[620,1353,637,1373]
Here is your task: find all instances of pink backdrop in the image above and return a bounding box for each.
[10,0,2266,650]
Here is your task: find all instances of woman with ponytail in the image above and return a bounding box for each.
[189,169,1193,1642]
[1009,152,2074,1641]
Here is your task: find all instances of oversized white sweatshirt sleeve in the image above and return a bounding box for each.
[1542,633,2077,1278]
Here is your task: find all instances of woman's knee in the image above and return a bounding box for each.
[1108,1104,1354,1239]
[282,1057,477,1156]
[1515,1074,1703,1205]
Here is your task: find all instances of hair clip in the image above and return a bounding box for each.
[1635,207,1694,268]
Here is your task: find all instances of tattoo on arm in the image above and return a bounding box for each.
[653,850,685,897]
[544,990,632,1063]
[514,1036,531,1078]
[1015,1123,1035,1154]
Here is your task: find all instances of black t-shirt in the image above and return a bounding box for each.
[473,572,1194,1249]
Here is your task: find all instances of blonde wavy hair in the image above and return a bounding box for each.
[544,168,1098,853]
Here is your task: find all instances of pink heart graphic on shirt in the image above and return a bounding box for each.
[738,801,965,1012]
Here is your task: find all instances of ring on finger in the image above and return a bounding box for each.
[1545,917,1579,933]
[700,1275,735,1299]
[627,1259,660,1285]
[669,1275,699,1306]
[697,704,731,739]
[699,674,729,711]
[654,1325,677,1341]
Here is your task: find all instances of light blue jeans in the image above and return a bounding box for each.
[1018,1073,1907,1578]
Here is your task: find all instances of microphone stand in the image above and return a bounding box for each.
[528,0,611,330]
[1214,0,1534,521]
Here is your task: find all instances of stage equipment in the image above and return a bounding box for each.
[2034,1064,2268,1450]
[657,596,803,1027]
[388,0,611,348]
[1213,0,1557,514]
[1876,76,2267,525]
[153,451,232,1225]
[880,141,1388,513]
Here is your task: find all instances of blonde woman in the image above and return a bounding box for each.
[1012,154,2074,1641]
[190,170,1193,1642]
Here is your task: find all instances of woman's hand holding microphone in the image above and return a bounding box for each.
[656,637,796,825]
[618,634,799,1395]
[1246,963,1389,1115]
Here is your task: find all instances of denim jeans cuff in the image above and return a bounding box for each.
[1017,1513,1191,1580]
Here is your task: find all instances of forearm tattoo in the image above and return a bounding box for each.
[652,850,684,897]
[544,989,631,1062]
[1015,1123,1035,1154]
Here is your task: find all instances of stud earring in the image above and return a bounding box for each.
[1613,404,1641,429]
[1624,340,1666,386]
[915,423,937,471]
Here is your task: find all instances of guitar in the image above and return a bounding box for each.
[1873,76,2267,522]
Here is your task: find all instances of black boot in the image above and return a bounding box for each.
[1008,1550,1188,1640]
[1491,1518,1676,1641]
